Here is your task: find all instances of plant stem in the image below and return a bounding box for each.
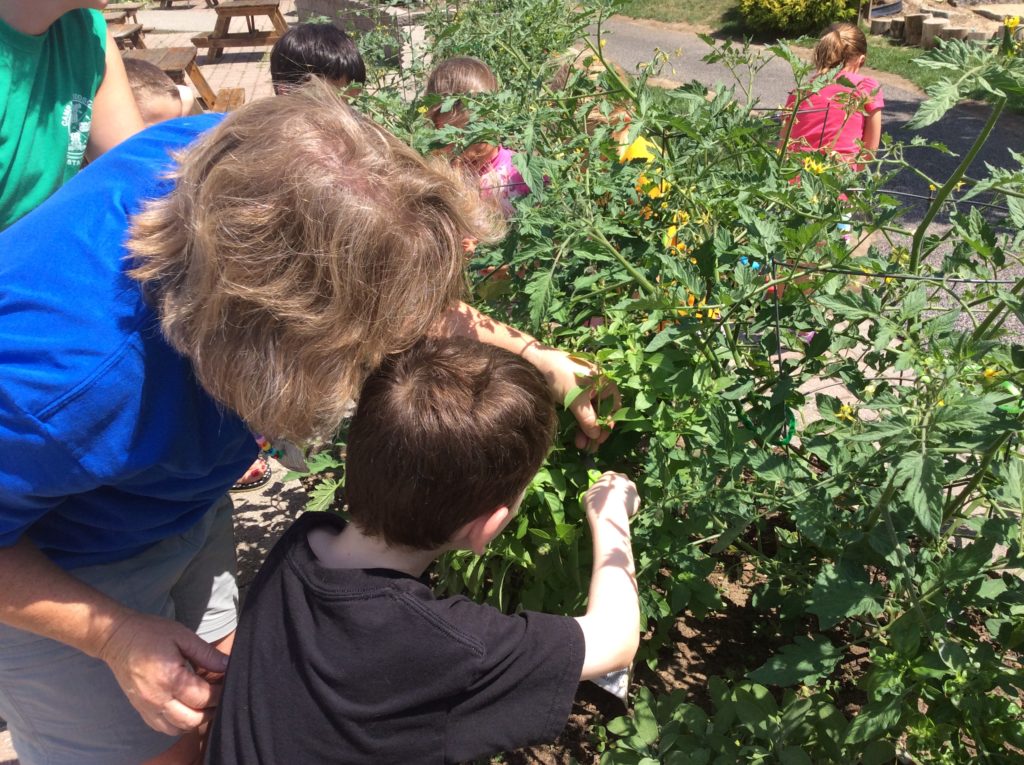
[588,226,658,296]
[909,97,1006,273]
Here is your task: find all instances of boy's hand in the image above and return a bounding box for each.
[584,472,639,522]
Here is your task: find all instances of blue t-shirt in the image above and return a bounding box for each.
[0,113,256,569]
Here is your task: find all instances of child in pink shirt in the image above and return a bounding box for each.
[783,23,884,167]
[426,57,530,219]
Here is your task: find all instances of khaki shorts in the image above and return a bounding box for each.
[0,496,238,765]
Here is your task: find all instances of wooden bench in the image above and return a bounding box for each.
[110,23,146,50]
[122,46,218,110]
[212,87,246,112]
[191,0,288,60]
[158,0,193,8]
[102,10,127,24]
[107,2,143,22]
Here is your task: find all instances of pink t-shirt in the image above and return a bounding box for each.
[479,146,529,218]
[785,72,884,158]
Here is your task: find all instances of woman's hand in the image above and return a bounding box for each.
[98,612,229,735]
[438,302,621,449]
[523,346,620,449]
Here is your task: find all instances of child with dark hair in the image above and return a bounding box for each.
[208,337,641,764]
[269,22,366,95]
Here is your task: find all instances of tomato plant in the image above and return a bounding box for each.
[305,2,1024,761]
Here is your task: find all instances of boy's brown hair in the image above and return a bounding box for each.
[345,337,556,550]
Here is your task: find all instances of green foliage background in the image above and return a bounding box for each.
[308,3,1024,762]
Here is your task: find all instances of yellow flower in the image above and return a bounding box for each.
[802,156,826,175]
[600,38,608,47]
[1006,15,1020,31]
[837,404,857,423]
[937,399,946,407]
[955,181,965,192]
[984,367,1001,379]
[618,136,659,163]
[674,210,690,226]
[417,105,428,114]
[928,183,937,192]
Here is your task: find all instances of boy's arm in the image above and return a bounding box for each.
[573,472,640,680]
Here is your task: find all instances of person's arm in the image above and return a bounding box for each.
[573,472,640,680]
[0,537,228,734]
[860,108,882,159]
[437,302,620,449]
[86,29,145,161]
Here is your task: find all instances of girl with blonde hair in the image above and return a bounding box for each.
[782,22,884,166]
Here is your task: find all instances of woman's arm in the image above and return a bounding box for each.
[437,302,619,448]
[0,537,228,734]
[86,30,145,161]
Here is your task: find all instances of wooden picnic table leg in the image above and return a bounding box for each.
[132,30,146,49]
[185,60,219,110]
[269,9,289,34]
[245,14,256,34]
[208,13,230,60]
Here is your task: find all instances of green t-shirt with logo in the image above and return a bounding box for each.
[0,10,106,230]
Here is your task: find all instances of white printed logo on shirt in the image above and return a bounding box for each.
[62,94,94,168]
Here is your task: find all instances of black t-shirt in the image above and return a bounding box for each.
[207,512,585,764]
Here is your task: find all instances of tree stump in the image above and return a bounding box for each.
[966,29,992,42]
[937,26,969,43]
[904,13,928,46]
[921,17,947,49]
[890,18,905,38]
[870,18,893,35]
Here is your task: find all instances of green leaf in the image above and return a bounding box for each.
[893,450,944,538]
[633,687,660,746]
[747,635,843,687]
[861,739,897,765]
[807,562,884,630]
[306,478,341,512]
[908,78,961,129]
[525,269,555,331]
[778,746,812,765]
[608,715,635,737]
[843,695,903,745]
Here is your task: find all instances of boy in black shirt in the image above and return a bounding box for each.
[208,337,640,764]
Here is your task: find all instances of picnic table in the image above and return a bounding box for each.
[102,10,127,24]
[109,22,146,50]
[107,2,142,22]
[122,47,217,110]
[191,0,288,60]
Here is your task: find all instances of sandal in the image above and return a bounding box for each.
[231,455,273,492]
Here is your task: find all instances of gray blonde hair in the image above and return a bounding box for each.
[127,81,502,441]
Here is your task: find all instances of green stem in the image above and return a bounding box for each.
[941,428,1016,524]
[909,97,1006,273]
[588,226,657,296]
